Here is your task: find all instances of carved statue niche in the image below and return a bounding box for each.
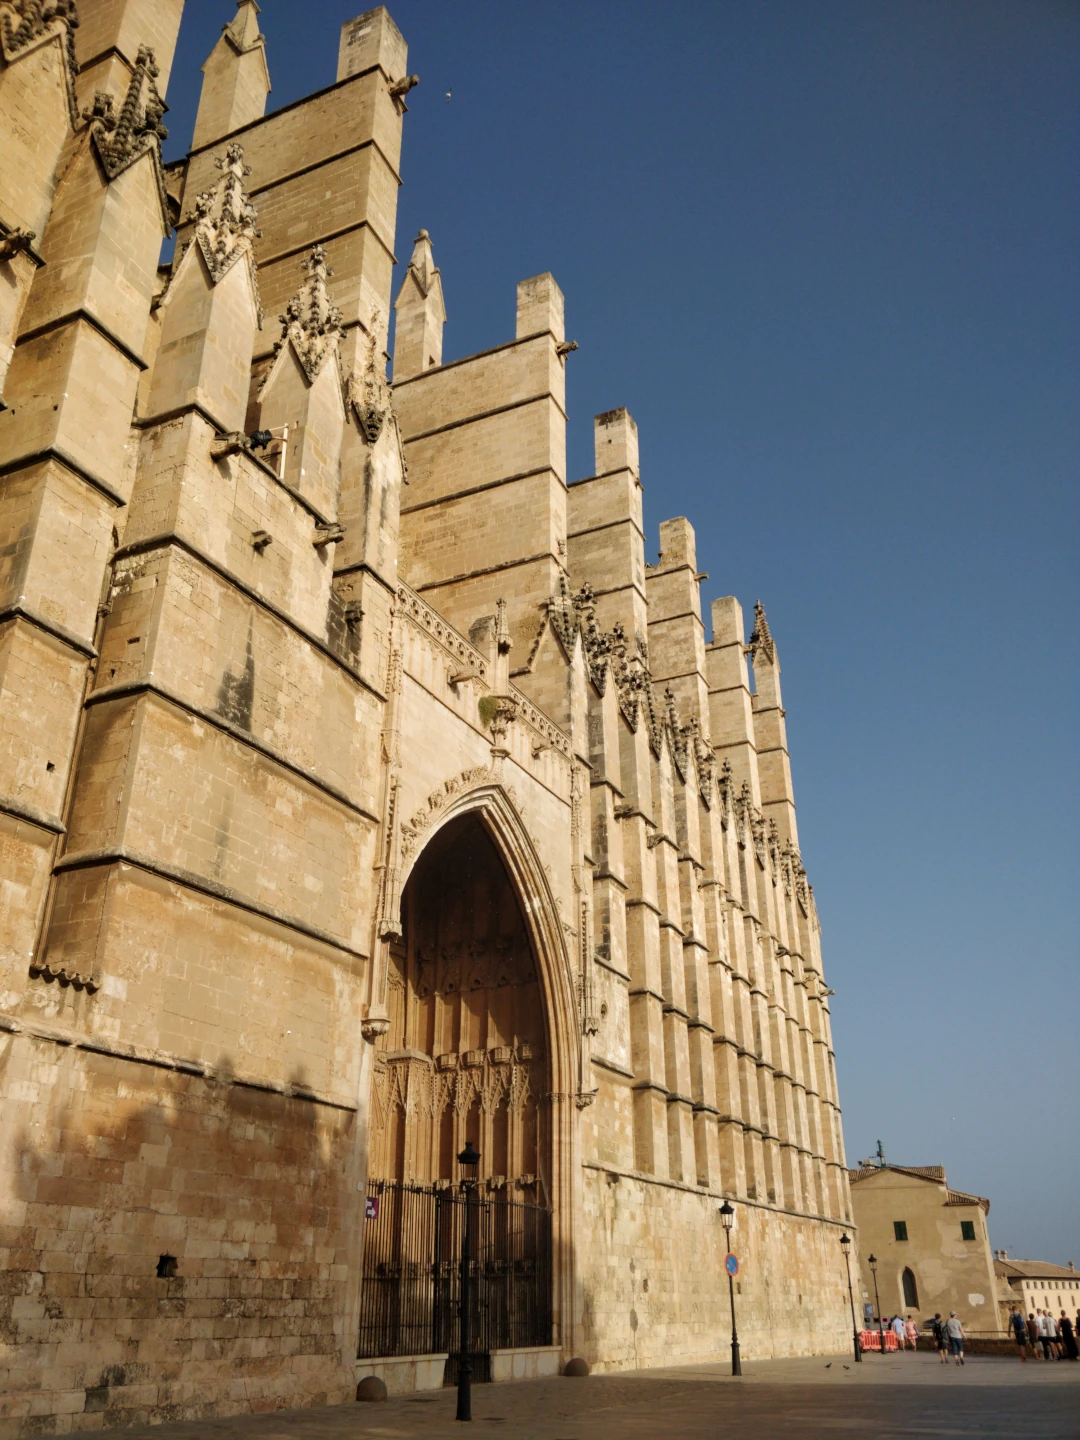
[367,811,548,1192]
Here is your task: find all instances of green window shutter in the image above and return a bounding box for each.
[893,1220,908,1242]
[960,1220,975,1242]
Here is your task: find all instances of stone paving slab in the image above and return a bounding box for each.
[97,1354,1080,1440]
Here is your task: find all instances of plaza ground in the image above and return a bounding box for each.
[96,1351,1080,1439]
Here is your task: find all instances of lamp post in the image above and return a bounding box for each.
[868,1253,886,1357]
[456,1140,480,1422]
[719,1201,741,1376]
[839,1234,862,1363]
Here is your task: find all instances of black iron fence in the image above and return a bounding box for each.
[357,1179,552,1374]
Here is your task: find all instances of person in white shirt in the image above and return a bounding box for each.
[892,1314,906,1350]
[945,1311,965,1365]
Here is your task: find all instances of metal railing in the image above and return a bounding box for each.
[357,1179,553,1372]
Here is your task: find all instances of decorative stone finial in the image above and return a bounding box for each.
[188,142,261,285]
[85,44,169,223]
[273,244,343,383]
[2,0,79,94]
[748,599,776,665]
[406,229,439,294]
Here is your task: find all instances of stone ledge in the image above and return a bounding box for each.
[355,1353,447,1395]
[491,1345,562,1382]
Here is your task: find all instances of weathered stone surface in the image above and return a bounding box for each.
[0,4,856,1432]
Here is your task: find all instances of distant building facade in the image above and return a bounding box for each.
[0,1,856,1429]
[848,1163,1001,1332]
[995,1254,1080,1331]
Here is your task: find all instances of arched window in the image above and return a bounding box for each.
[902,1267,920,1309]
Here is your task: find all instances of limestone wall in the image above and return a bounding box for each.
[0,3,858,1430]
[0,1032,359,1430]
[578,1166,853,1367]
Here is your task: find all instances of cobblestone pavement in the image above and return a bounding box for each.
[99,1354,1080,1439]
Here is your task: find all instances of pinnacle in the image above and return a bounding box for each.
[189,143,261,285]
[273,244,344,383]
[227,0,264,50]
[749,599,776,665]
[407,229,438,292]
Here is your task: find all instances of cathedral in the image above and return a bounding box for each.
[0,2,855,1428]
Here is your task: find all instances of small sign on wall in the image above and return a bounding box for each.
[365,1196,379,1220]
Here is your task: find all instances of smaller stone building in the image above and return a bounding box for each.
[994,1254,1080,1332]
[848,1163,1001,1333]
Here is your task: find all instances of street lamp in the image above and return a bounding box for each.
[456,1140,481,1422]
[867,1253,886,1358]
[719,1201,742,1376]
[839,1234,862,1363]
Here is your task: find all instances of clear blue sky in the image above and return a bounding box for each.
[164,2,1078,1264]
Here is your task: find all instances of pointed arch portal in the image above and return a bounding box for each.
[371,812,550,1192]
[358,803,575,1370]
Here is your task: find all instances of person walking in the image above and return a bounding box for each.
[904,1315,919,1351]
[931,1313,949,1364]
[892,1313,906,1351]
[1038,1309,1055,1361]
[1027,1312,1041,1358]
[1010,1307,1028,1361]
[1059,1311,1078,1362]
[945,1311,965,1366]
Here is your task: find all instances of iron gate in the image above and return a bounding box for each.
[357,1180,552,1378]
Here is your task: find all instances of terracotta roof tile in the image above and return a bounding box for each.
[847,1163,946,1184]
[996,1258,1079,1281]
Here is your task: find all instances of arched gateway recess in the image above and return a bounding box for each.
[358,812,555,1376]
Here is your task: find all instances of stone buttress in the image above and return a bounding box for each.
[0,5,412,1426]
[0,3,855,1428]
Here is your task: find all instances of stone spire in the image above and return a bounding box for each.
[146,142,261,431]
[273,243,344,383]
[257,245,348,514]
[192,0,270,151]
[392,228,445,380]
[748,599,776,666]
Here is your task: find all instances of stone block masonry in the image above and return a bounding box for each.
[0,2,855,1431]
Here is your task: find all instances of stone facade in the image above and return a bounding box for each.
[848,1163,1001,1333]
[0,3,854,1431]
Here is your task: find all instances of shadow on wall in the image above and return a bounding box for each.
[1,1035,359,1428]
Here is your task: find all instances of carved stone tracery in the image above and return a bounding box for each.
[399,764,493,862]
[270,243,343,385]
[1,1,79,119]
[84,44,171,226]
[187,143,261,302]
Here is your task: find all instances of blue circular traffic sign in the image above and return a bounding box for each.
[725,1253,739,1276]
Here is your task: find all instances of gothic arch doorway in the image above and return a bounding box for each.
[359,811,557,1370]
[369,811,550,1192]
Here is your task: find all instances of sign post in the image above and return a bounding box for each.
[719,1201,741,1376]
[724,1253,742,1375]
